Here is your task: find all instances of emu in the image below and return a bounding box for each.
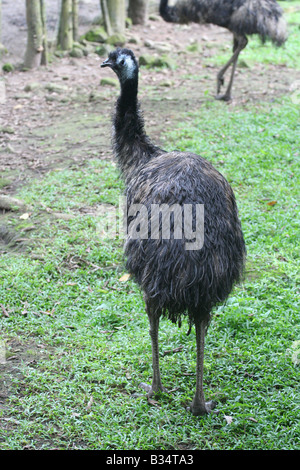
[159,0,287,100]
[101,48,246,415]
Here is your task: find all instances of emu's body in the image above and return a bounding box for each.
[101,48,246,415]
[159,0,287,100]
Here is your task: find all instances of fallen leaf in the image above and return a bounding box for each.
[20,212,30,219]
[267,201,277,206]
[248,417,258,423]
[118,273,131,282]
[0,304,9,318]
[224,415,233,425]
[86,396,94,410]
[163,345,184,356]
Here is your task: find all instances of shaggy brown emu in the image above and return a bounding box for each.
[101,48,246,415]
[159,0,287,100]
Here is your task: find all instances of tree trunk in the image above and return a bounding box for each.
[100,0,112,36]
[40,0,48,65]
[128,0,148,25]
[24,0,44,69]
[58,0,73,50]
[107,0,125,34]
[72,0,79,41]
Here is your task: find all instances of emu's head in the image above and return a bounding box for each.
[101,48,138,85]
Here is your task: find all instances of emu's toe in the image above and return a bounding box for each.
[215,93,232,102]
[188,400,218,416]
[139,382,167,396]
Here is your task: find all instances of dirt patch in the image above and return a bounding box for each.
[1,20,296,186]
[2,0,101,65]
[0,336,52,408]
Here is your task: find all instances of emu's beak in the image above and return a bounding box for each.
[101,58,113,68]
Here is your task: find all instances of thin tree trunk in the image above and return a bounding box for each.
[24,0,44,69]
[58,0,73,50]
[40,0,48,65]
[100,0,112,36]
[128,0,148,25]
[107,0,125,34]
[72,0,79,41]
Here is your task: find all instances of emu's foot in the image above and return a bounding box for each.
[139,382,167,397]
[215,93,232,102]
[188,400,218,416]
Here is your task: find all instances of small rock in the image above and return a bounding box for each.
[89,91,103,102]
[128,35,140,45]
[0,126,14,134]
[144,39,155,48]
[155,43,172,53]
[149,14,160,21]
[138,54,155,66]
[45,95,58,102]
[24,82,41,92]
[126,17,133,29]
[44,83,68,94]
[106,33,126,47]
[84,27,108,43]
[95,44,114,57]
[139,54,176,69]
[0,195,28,211]
[54,50,68,58]
[82,44,95,55]
[13,94,28,100]
[2,63,14,73]
[69,47,84,58]
[157,55,176,69]
[238,59,250,68]
[159,80,174,87]
[186,41,200,52]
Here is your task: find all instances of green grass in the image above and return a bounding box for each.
[0,4,300,448]
[1,96,299,450]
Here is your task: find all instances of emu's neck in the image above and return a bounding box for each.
[113,77,161,183]
[116,78,139,117]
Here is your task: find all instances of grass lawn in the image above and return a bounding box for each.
[0,2,299,451]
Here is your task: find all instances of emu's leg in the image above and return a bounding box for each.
[140,304,166,395]
[216,35,248,101]
[216,39,238,94]
[189,317,216,416]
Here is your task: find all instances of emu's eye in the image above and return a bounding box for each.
[120,59,125,66]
